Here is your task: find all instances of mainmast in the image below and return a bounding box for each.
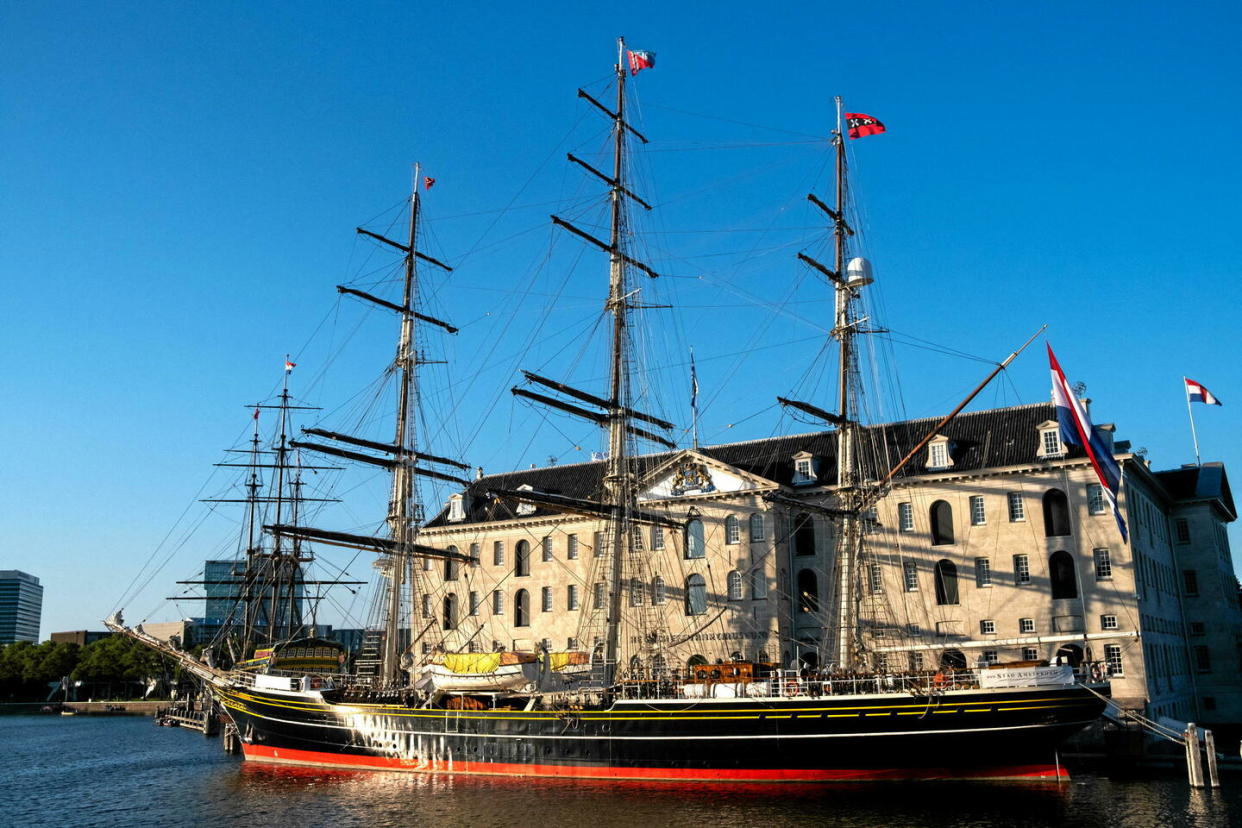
[382,169,422,687]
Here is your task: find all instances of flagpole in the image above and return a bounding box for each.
[690,347,699,450]
[1184,376,1202,466]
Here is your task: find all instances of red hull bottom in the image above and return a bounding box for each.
[241,744,1069,782]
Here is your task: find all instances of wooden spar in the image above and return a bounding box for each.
[486,487,684,530]
[796,253,841,284]
[550,215,659,278]
[264,524,473,562]
[806,193,853,234]
[522,370,674,430]
[776,396,848,426]
[511,387,675,447]
[354,227,453,271]
[291,440,470,485]
[336,285,459,334]
[875,325,1048,489]
[300,427,469,469]
[577,88,648,143]
[566,153,652,210]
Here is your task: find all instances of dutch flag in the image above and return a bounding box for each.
[1185,378,1222,406]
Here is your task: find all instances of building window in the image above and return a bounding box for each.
[593,582,605,610]
[1087,484,1106,515]
[685,519,705,559]
[906,623,921,637]
[983,650,999,665]
[1043,489,1071,537]
[514,589,530,626]
[928,441,949,469]
[444,547,460,581]
[423,554,433,572]
[797,569,819,613]
[749,513,765,542]
[542,537,554,561]
[1183,569,1199,596]
[630,577,644,607]
[908,652,924,671]
[567,584,580,611]
[651,526,664,550]
[1050,550,1078,599]
[1019,617,1035,634]
[898,502,914,532]
[1014,554,1031,585]
[515,485,536,516]
[930,501,954,545]
[1041,429,1062,457]
[1093,548,1112,580]
[903,561,919,592]
[725,515,740,545]
[1022,647,1039,662]
[1175,518,1191,544]
[933,559,958,606]
[1194,645,1211,673]
[1101,614,1118,631]
[567,534,579,560]
[970,495,986,526]
[493,541,504,566]
[1008,492,1025,522]
[443,594,458,631]
[685,574,707,616]
[469,591,480,616]
[514,540,531,577]
[422,593,432,619]
[593,531,605,557]
[492,590,504,615]
[652,575,666,605]
[447,494,465,522]
[727,570,744,601]
[630,525,643,551]
[1190,621,1206,636]
[1203,696,1217,711]
[868,563,884,594]
[794,456,814,484]
[542,586,553,612]
[975,557,992,588]
[794,513,816,556]
[749,552,767,599]
[980,619,996,635]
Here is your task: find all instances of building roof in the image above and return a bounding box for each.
[1152,462,1236,520]
[427,402,1098,527]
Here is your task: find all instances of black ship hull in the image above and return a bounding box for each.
[217,682,1107,781]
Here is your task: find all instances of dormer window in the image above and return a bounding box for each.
[1036,421,1065,458]
[792,451,817,486]
[926,437,952,471]
[515,484,536,516]
[447,493,466,523]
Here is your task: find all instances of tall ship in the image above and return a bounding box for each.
[110,39,1112,781]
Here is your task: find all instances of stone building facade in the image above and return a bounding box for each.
[417,402,1241,728]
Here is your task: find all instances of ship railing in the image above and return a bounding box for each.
[614,669,989,700]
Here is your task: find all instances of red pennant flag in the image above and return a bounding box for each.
[284,360,296,372]
[627,50,655,76]
[253,408,260,421]
[844,113,886,140]
[423,176,436,190]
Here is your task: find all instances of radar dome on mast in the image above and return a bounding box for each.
[845,257,873,288]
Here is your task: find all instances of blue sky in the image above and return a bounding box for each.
[3,2,1239,634]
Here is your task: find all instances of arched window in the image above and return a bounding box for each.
[651,575,666,605]
[940,649,967,669]
[444,546,459,581]
[724,515,740,545]
[685,574,707,615]
[749,513,765,541]
[1050,550,1078,599]
[687,653,708,671]
[727,570,743,601]
[630,576,644,606]
[514,589,530,627]
[934,559,959,605]
[797,569,818,613]
[685,519,705,558]
[515,540,531,577]
[794,513,816,556]
[442,593,458,631]
[1043,489,1071,537]
[930,501,954,546]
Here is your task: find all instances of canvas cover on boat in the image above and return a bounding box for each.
[440,651,538,674]
[549,651,589,671]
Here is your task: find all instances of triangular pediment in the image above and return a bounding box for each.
[637,450,778,502]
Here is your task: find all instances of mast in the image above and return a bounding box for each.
[602,37,631,687]
[829,97,861,670]
[382,166,422,687]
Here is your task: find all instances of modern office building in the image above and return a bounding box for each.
[0,570,44,644]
